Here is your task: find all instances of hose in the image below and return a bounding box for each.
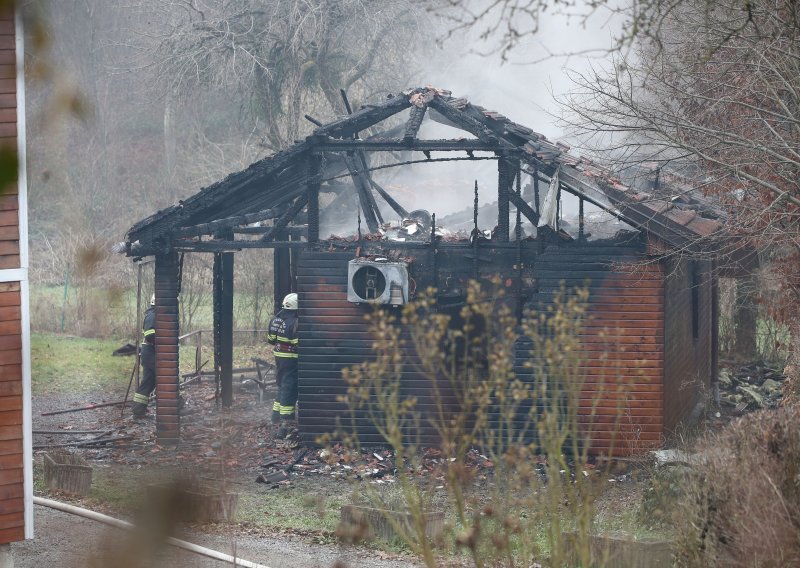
[33,496,271,568]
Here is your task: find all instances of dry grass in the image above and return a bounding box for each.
[672,405,800,567]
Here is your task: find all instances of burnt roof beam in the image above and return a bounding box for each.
[314,139,505,152]
[368,177,409,219]
[313,94,411,139]
[403,104,427,144]
[261,195,309,242]
[508,191,540,227]
[127,141,314,243]
[428,97,517,151]
[171,205,289,240]
[554,164,702,250]
[343,154,381,233]
[173,240,308,252]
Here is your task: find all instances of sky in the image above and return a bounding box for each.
[423,4,622,140]
[364,6,623,225]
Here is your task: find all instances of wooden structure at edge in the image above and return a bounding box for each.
[125,87,737,456]
[0,9,31,544]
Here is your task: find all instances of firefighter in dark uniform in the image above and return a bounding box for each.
[268,293,299,438]
[132,294,156,417]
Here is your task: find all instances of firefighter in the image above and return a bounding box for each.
[131,294,156,417]
[268,293,299,438]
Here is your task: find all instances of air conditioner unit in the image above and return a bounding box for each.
[347,259,409,306]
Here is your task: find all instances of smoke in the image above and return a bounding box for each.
[352,4,625,234]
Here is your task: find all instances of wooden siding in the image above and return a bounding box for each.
[0,12,16,272]
[0,9,25,544]
[154,252,181,444]
[0,282,24,543]
[663,257,713,432]
[533,246,665,455]
[297,241,666,456]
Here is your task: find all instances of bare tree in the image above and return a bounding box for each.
[122,0,430,151]
[557,1,800,389]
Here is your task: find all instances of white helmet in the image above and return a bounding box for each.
[150,293,155,306]
[282,293,298,310]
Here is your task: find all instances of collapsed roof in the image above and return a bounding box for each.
[125,86,724,255]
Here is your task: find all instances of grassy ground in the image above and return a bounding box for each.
[31,284,274,341]
[31,333,134,396]
[31,331,669,562]
[31,332,275,396]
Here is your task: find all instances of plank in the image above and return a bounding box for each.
[0,479,22,498]
[0,453,21,468]
[0,411,21,428]
[0,352,20,368]
[0,256,19,269]
[0,468,21,485]
[0,334,22,350]
[0,210,16,227]
[0,397,20,413]
[0,525,25,544]
[0,321,19,335]
[0,365,19,382]
[0,509,25,531]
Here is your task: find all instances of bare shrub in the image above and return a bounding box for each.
[672,406,800,567]
[325,281,620,567]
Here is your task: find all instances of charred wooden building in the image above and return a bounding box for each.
[124,87,725,455]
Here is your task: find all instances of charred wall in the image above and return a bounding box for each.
[663,256,714,432]
[297,240,670,455]
[531,244,665,455]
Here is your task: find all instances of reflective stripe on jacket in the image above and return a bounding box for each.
[268,309,298,358]
[142,306,156,345]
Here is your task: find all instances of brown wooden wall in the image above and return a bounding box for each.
[0,13,18,273]
[296,241,670,456]
[0,9,25,544]
[154,252,181,445]
[0,282,23,543]
[533,246,665,455]
[663,256,714,432]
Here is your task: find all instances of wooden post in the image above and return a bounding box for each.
[213,249,234,407]
[221,250,234,407]
[213,253,222,400]
[306,154,322,243]
[154,250,180,445]
[496,154,511,242]
[711,263,720,405]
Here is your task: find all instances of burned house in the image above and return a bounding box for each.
[124,87,726,456]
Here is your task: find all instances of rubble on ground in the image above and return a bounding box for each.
[717,360,785,411]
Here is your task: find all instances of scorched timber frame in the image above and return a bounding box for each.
[125,86,726,447]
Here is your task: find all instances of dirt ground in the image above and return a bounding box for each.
[13,504,419,567]
[27,358,775,567]
[28,379,424,568]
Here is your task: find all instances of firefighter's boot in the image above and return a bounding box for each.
[131,401,147,417]
[275,418,297,440]
[271,401,281,424]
